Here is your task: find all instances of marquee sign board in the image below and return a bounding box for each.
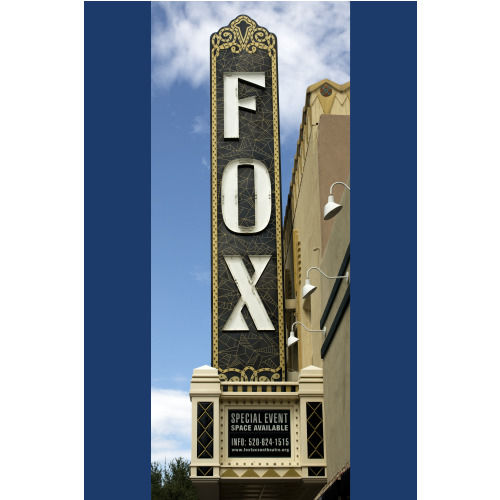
[228,409,291,457]
[211,16,285,382]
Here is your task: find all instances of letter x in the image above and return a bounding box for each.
[223,255,274,331]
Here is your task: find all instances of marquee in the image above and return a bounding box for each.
[210,15,285,382]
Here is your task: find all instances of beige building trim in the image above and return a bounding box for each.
[190,365,327,500]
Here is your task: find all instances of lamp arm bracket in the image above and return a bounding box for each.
[291,321,326,335]
[306,266,349,281]
[329,181,351,194]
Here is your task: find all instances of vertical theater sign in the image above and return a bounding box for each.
[190,16,326,499]
[211,14,285,383]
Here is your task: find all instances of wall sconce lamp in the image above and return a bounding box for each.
[324,181,350,220]
[302,267,349,299]
[287,321,326,347]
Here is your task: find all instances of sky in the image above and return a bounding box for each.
[150,1,350,463]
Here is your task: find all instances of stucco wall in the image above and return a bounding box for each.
[318,114,350,256]
[291,124,324,368]
[320,182,350,480]
[282,81,350,376]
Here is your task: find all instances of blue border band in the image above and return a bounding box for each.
[84,2,151,498]
[351,2,416,497]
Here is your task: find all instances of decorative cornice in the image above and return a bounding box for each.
[306,79,350,94]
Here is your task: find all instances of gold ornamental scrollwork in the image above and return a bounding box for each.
[218,366,283,382]
[212,15,276,58]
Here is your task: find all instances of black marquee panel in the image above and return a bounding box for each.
[210,16,285,382]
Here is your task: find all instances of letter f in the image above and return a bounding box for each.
[223,72,265,139]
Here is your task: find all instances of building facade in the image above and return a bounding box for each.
[189,15,349,500]
[283,79,350,499]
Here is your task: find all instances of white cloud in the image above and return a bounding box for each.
[191,115,209,134]
[151,388,192,462]
[201,156,209,170]
[151,2,350,141]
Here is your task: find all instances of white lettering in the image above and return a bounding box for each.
[221,159,271,234]
[223,72,265,139]
[223,255,274,331]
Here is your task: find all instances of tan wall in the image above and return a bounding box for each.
[282,92,351,481]
[320,182,350,481]
[282,80,351,376]
[292,124,324,368]
[318,114,350,256]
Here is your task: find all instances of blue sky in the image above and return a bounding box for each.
[150,1,350,462]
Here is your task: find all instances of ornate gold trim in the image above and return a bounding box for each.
[211,35,218,369]
[211,15,285,381]
[211,15,276,58]
[272,36,285,377]
[218,366,282,382]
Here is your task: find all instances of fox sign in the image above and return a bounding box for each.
[210,16,285,382]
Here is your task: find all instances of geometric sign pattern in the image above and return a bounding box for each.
[196,466,214,477]
[211,15,285,381]
[308,467,326,477]
[306,402,324,459]
[197,402,214,459]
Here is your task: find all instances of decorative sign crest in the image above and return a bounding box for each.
[211,15,276,57]
[211,16,285,381]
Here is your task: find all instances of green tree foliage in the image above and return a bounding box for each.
[151,462,164,499]
[151,458,198,500]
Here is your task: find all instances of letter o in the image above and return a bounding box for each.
[221,159,272,233]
